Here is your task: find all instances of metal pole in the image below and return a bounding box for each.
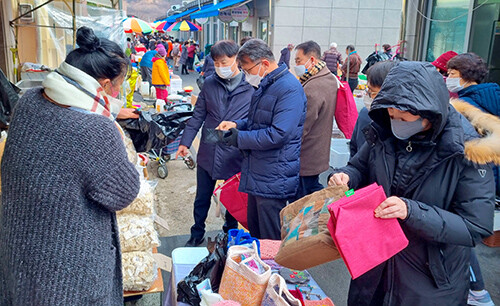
[72,0,76,48]
[399,0,408,58]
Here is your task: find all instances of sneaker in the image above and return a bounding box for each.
[468,289,495,306]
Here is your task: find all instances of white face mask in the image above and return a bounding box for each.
[446,77,464,93]
[293,59,311,77]
[244,64,264,88]
[215,59,236,79]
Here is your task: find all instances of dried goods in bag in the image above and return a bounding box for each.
[122,251,158,291]
[118,214,160,252]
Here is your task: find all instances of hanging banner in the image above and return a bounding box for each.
[219,10,233,23]
[231,4,250,23]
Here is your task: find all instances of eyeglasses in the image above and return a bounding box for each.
[243,61,261,74]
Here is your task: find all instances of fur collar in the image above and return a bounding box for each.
[451,99,500,165]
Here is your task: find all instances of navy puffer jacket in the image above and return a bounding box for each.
[235,64,307,199]
[180,73,254,180]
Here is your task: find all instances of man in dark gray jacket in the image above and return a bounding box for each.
[329,62,494,305]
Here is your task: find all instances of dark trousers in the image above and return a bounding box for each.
[181,64,188,74]
[140,66,152,86]
[469,249,485,291]
[191,166,238,239]
[247,194,287,240]
[187,56,194,70]
[348,77,358,93]
[294,175,324,202]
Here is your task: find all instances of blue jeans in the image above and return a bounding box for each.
[190,166,238,239]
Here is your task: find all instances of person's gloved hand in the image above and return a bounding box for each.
[222,128,239,147]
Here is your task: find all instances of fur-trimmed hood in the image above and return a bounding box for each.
[451,98,500,165]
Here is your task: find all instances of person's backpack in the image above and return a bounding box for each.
[172,44,180,56]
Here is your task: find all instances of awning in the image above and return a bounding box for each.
[190,0,248,19]
[166,7,198,23]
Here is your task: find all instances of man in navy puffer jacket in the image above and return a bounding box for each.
[218,39,307,239]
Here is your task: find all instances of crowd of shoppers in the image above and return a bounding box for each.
[0,24,498,306]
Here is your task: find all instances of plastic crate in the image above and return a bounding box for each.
[329,138,351,169]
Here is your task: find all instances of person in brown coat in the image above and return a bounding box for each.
[341,44,362,92]
[293,40,338,200]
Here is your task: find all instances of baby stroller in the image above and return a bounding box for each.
[118,105,195,179]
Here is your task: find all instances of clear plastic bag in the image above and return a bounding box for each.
[117,180,157,216]
[122,251,158,291]
[118,214,160,252]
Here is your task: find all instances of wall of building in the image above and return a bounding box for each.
[271,0,403,67]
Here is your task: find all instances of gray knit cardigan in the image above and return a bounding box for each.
[0,88,140,305]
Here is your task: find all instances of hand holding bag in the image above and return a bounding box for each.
[219,242,271,306]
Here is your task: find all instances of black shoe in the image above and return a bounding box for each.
[184,236,205,247]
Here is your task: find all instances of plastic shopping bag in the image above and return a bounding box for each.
[213,173,248,229]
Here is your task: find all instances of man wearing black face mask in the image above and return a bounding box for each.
[328,61,495,306]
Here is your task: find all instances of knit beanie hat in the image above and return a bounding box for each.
[431,51,458,71]
[156,44,167,56]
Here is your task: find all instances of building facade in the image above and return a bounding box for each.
[403,0,500,84]
[175,0,403,67]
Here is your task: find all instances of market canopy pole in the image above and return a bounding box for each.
[72,0,76,48]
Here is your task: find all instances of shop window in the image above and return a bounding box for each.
[426,0,469,62]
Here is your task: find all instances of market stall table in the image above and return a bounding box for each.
[164,247,329,306]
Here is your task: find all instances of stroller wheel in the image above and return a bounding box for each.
[157,165,168,179]
[184,156,196,170]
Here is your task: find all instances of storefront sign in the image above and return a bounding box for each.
[231,4,250,22]
[219,10,233,23]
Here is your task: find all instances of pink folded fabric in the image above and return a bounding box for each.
[327,183,409,279]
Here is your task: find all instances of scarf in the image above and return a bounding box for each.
[299,61,326,84]
[43,62,123,122]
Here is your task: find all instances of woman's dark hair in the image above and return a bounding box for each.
[346,45,355,52]
[240,36,253,47]
[183,41,189,46]
[295,40,321,59]
[210,40,239,61]
[65,27,129,81]
[366,61,398,88]
[447,53,489,83]
[382,44,391,52]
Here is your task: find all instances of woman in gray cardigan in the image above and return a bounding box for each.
[0,27,140,305]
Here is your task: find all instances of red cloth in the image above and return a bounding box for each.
[334,77,358,139]
[135,46,147,53]
[327,183,409,279]
[213,173,248,229]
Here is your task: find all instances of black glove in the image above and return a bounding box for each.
[222,128,239,147]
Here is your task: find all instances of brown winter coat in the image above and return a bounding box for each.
[299,66,337,176]
[341,52,362,79]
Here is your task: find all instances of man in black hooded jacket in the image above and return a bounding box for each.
[329,61,495,305]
